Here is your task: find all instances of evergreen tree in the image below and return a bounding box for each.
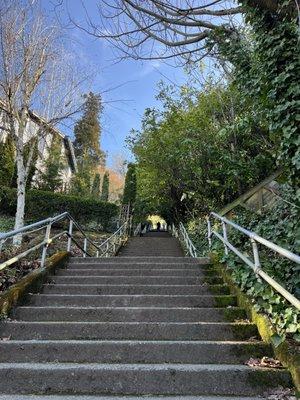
[70,155,94,196]
[101,171,109,202]
[91,173,101,197]
[122,163,137,205]
[0,134,15,187]
[37,137,64,192]
[73,92,105,166]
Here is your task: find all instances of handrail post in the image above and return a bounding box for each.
[40,223,51,269]
[207,217,212,248]
[221,220,229,255]
[67,220,73,252]
[83,238,87,258]
[106,242,109,257]
[251,238,261,273]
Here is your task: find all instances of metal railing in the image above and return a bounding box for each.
[0,212,129,272]
[171,223,198,257]
[207,212,300,310]
[133,223,142,236]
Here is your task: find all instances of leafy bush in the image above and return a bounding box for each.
[187,186,300,342]
[0,187,118,231]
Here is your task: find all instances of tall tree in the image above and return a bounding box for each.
[101,171,110,202]
[73,92,105,166]
[122,163,137,206]
[75,0,299,187]
[0,0,84,244]
[91,173,101,198]
[37,137,65,192]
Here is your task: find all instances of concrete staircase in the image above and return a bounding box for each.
[0,231,292,398]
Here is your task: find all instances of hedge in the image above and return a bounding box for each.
[0,187,118,231]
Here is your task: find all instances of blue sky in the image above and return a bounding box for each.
[45,1,189,168]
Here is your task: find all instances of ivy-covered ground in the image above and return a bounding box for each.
[187,186,300,345]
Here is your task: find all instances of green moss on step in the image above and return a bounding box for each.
[205,277,223,285]
[247,368,292,389]
[214,295,237,307]
[222,307,246,322]
[0,252,69,317]
[230,323,259,340]
[209,252,300,393]
[230,342,272,359]
[208,284,230,295]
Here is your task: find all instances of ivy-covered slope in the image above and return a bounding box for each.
[188,186,299,343]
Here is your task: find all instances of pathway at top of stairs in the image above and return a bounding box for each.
[118,230,184,256]
[0,231,293,399]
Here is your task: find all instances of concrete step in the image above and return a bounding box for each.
[49,276,220,285]
[42,284,228,295]
[30,293,232,308]
[0,340,272,364]
[0,396,264,400]
[0,321,258,340]
[68,262,210,270]
[58,269,205,276]
[0,363,291,395]
[71,257,208,264]
[13,306,245,322]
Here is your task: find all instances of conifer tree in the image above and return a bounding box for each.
[101,171,109,202]
[91,173,101,197]
[122,163,137,205]
[0,134,15,187]
[73,92,105,165]
[37,137,64,192]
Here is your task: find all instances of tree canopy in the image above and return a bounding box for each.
[129,81,275,222]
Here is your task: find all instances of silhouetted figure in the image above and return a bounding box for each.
[157,222,161,231]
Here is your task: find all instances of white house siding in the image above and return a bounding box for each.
[0,107,75,190]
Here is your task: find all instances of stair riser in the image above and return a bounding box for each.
[42,284,228,295]
[0,322,258,341]
[0,341,271,364]
[68,263,209,270]
[0,342,271,364]
[14,307,245,322]
[58,269,205,277]
[49,277,220,285]
[0,366,291,395]
[70,257,208,264]
[0,397,272,400]
[30,294,232,308]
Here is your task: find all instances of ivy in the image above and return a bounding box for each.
[212,1,300,189]
[191,186,300,341]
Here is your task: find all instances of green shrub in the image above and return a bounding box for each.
[187,185,300,341]
[0,187,118,231]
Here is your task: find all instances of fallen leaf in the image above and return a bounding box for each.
[245,356,283,369]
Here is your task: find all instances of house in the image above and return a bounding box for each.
[0,101,77,191]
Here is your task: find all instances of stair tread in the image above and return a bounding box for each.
[0,233,293,396]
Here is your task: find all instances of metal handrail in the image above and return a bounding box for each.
[171,223,198,257]
[0,212,130,271]
[207,212,300,310]
[133,223,142,236]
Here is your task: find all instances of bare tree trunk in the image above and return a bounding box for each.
[13,145,26,245]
